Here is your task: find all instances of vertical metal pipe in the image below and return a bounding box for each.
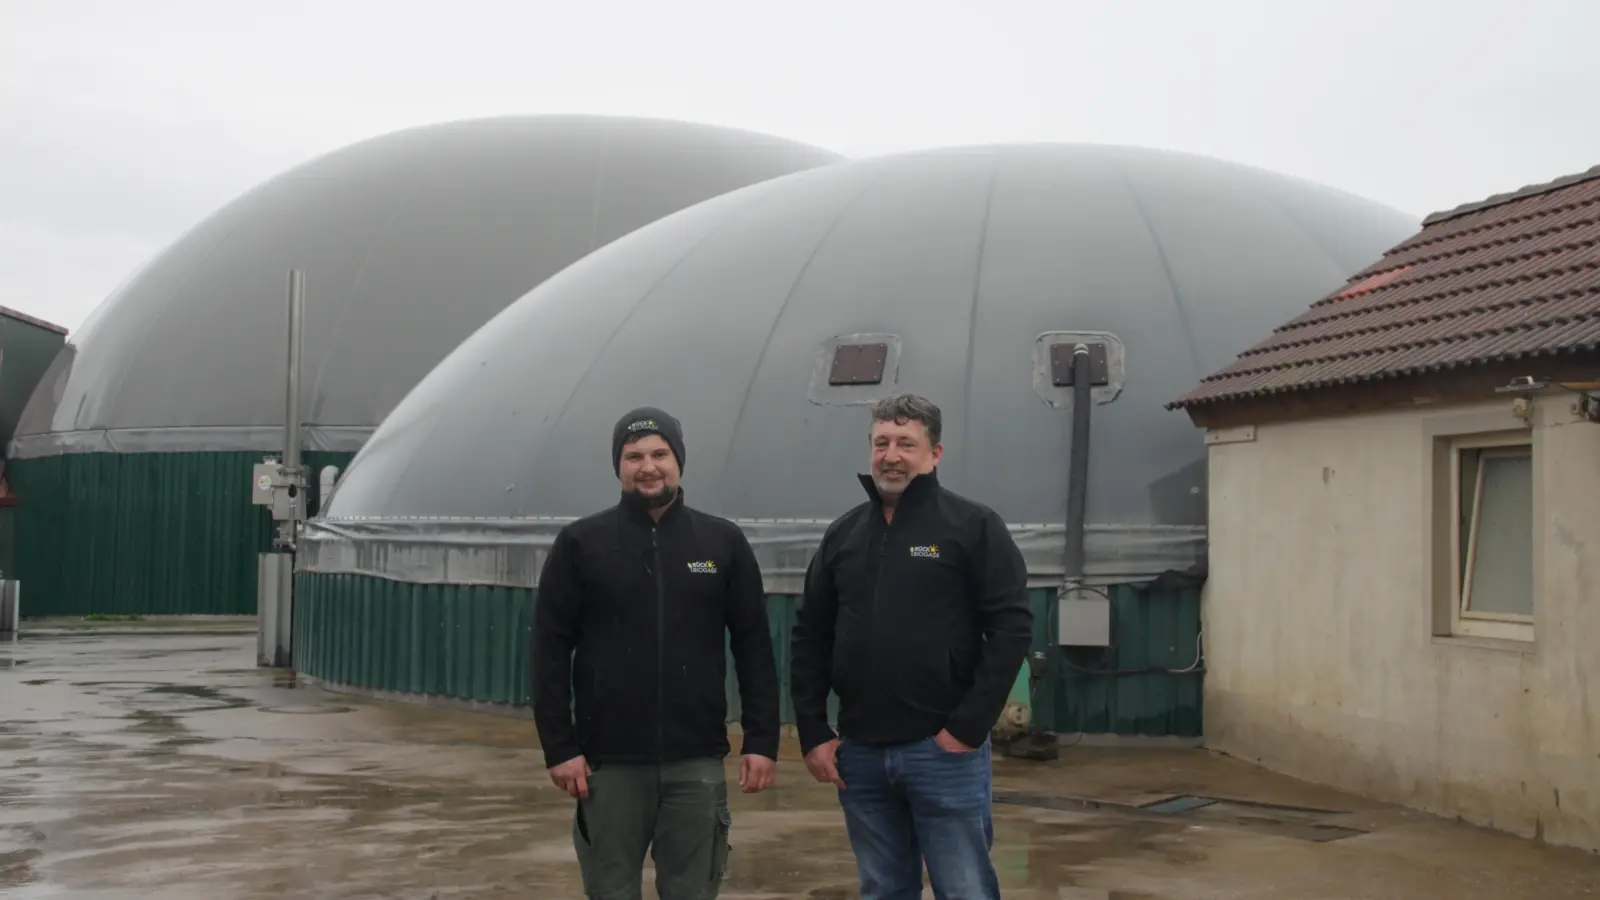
[1061,343,1093,586]
[285,269,305,473]
[268,268,307,667]
[277,269,306,554]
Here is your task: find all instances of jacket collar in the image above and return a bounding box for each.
[857,467,941,511]
[618,486,686,526]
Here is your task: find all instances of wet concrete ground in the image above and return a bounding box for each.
[1,624,1596,899]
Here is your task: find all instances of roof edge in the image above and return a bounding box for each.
[0,305,69,335]
[1166,345,1600,414]
[1422,163,1600,227]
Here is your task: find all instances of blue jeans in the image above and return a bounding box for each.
[834,734,1000,900]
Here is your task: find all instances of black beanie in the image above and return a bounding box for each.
[612,407,686,476]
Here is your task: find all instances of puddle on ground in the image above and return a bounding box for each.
[69,683,256,717]
[257,704,350,715]
[7,629,1600,900]
[0,847,42,890]
[143,685,254,711]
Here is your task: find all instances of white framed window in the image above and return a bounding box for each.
[1449,434,1534,641]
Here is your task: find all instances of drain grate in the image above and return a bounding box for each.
[1143,795,1217,814]
[994,790,1367,843]
[993,790,1113,813]
[1141,795,1365,843]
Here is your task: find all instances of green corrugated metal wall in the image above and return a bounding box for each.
[0,506,14,579]
[293,573,1203,738]
[1031,583,1204,738]
[7,450,354,617]
[294,573,534,704]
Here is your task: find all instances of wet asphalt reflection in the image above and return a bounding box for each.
[1,625,1596,899]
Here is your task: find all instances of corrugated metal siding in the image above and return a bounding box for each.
[8,450,354,617]
[0,507,14,579]
[294,572,534,704]
[722,594,841,728]
[1030,583,1204,737]
[293,576,1199,738]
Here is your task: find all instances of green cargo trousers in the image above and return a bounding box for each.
[573,756,733,900]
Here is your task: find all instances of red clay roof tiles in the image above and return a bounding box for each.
[1170,165,1600,410]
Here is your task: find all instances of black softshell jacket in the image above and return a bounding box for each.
[790,469,1034,754]
[531,492,781,768]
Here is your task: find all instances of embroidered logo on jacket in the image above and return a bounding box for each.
[686,560,718,574]
[908,544,940,559]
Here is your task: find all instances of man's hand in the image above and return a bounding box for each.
[738,754,776,794]
[934,729,976,754]
[803,738,845,789]
[549,755,592,798]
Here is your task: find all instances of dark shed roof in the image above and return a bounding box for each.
[0,306,69,336]
[9,116,843,459]
[0,306,69,458]
[1171,165,1600,411]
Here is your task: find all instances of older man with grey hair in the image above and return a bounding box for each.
[790,392,1033,900]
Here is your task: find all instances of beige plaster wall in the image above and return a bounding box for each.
[1203,393,1600,851]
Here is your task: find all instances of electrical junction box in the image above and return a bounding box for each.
[251,461,281,506]
[1057,589,1111,647]
[251,459,304,521]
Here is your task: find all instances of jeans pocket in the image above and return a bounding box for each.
[930,735,978,756]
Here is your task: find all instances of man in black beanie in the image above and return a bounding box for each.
[610,406,687,483]
[531,406,781,900]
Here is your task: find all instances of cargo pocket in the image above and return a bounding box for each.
[575,800,592,847]
[573,798,595,884]
[709,807,732,885]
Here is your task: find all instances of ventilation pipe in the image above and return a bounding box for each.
[251,269,307,668]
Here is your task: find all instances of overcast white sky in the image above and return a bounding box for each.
[4,0,1597,332]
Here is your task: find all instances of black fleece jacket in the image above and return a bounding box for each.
[790,469,1033,753]
[531,491,781,767]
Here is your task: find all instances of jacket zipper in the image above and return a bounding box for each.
[866,516,888,718]
[652,526,665,761]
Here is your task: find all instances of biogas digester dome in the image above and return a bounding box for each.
[8,115,843,617]
[295,143,1418,728]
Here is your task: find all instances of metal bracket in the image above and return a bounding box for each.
[1032,331,1125,409]
[1050,342,1109,387]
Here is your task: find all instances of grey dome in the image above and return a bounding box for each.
[10,115,843,458]
[316,143,1417,582]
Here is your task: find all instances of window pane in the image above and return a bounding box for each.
[1466,453,1533,616]
[1458,449,1477,588]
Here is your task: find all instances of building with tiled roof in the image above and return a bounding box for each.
[1169,165,1600,855]
[1172,167,1600,423]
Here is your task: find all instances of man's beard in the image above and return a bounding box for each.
[872,468,909,498]
[638,484,679,509]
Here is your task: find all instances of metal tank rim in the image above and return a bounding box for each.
[296,515,1204,593]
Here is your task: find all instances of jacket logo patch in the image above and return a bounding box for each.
[686,560,718,574]
[908,544,940,559]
